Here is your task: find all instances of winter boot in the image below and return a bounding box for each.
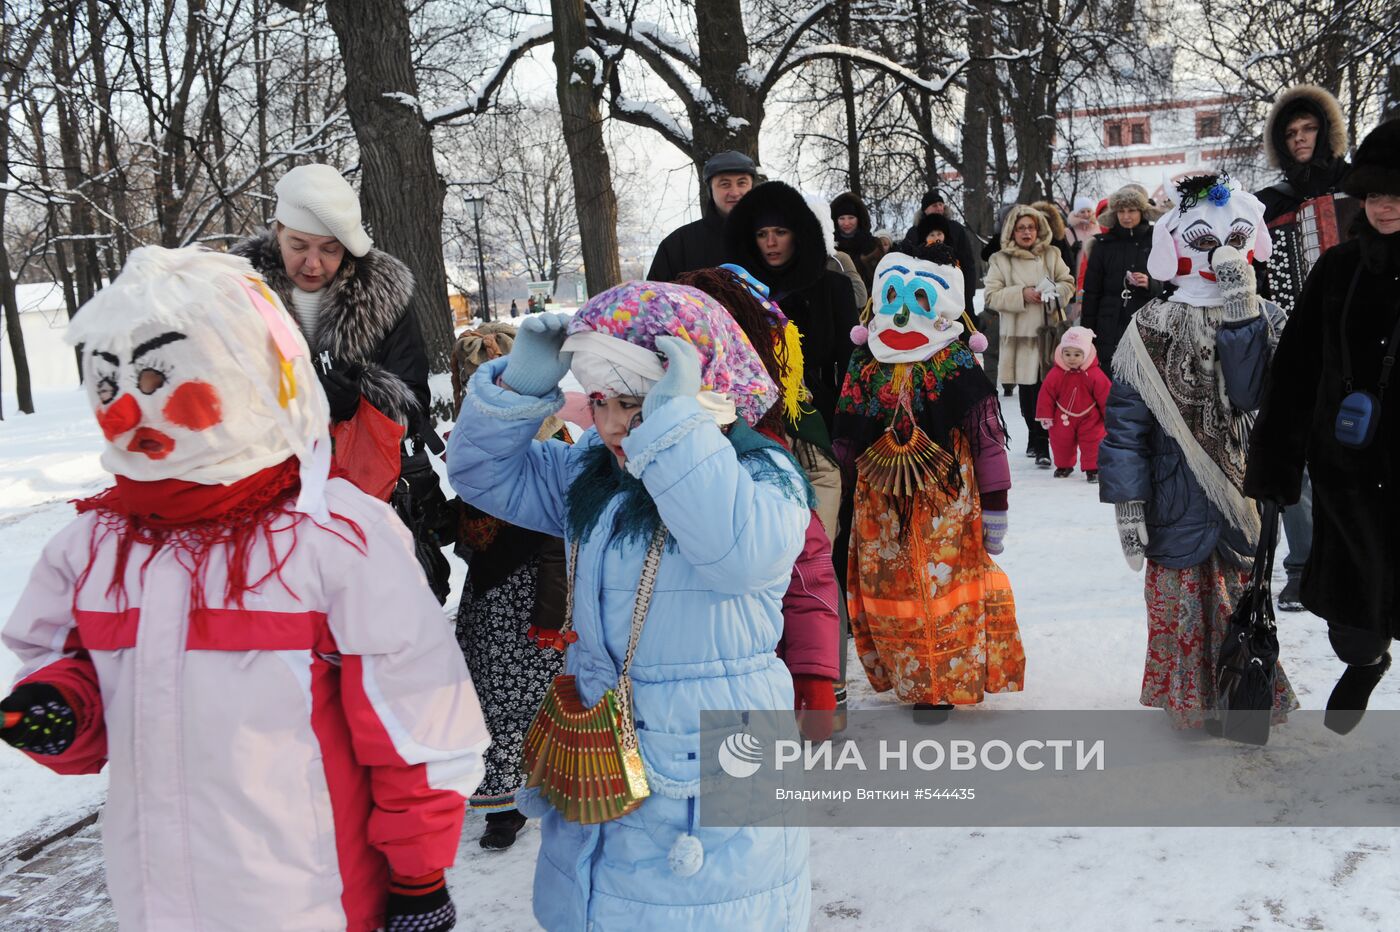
[1025,441,1036,458]
[1277,573,1304,612]
[1034,454,1052,468]
[1324,653,1392,736]
[912,703,954,725]
[1053,467,1073,478]
[1084,470,1099,483]
[479,808,528,850]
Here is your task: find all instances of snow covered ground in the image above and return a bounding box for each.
[2,384,1397,929]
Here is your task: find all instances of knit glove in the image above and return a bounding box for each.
[1211,245,1259,321]
[1115,501,1150,572]
[1,683,76,756]
[501,313,573,397]
[385,871,455,932]
[319,366,362,423]
[641,335,702,420]
[982,510,1008,555]
[793,674,837,742]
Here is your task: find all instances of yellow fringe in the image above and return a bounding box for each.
[277,359,297,408]
[775,321,807,422]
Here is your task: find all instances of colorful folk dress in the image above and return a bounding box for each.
[837,343,1025,704]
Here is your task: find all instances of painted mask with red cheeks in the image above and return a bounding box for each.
[1147,172,1272,308]
[83,325,240,477]
[67,246,329,485]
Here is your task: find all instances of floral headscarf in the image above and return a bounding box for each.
[565,281,779,427]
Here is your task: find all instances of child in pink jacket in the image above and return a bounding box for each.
[1036,326,1112,481]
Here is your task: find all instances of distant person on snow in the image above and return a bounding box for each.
[1036,326,1112,481]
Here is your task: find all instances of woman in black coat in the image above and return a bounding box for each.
[1244,119,1400,734]
[1079,185,1162,376]
[726,180,859,433]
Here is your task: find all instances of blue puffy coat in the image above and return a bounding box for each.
[1098,304,1282,568]
[447,357,811,931]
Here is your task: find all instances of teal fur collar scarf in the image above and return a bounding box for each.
[565,419,814,546]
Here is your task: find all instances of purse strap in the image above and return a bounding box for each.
[1244,501,1281,631]
[562,525,669,731]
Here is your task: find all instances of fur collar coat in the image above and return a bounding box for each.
[231,229,428,427]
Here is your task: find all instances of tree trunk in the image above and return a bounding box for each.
[325,0,453,369]
[837,0,861,197]
[49,17,100,308]
[691,0,762,180]
[86,0,131,267]
[0,101,33,415]
[0,245,32,416]
[551,0,620,297]
[961,0,995,244]
[0,165,33,414]
[1387,56,1400,122]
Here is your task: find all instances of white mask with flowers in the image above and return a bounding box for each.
[1147,173,1273,308]
[66,247,330,499]
[867,253,967,363]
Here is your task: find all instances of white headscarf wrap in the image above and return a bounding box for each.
[563,331,738,425]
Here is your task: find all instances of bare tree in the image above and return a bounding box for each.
[1189,0,1400,173]
[552,0,621,294]
[2,0,72,416]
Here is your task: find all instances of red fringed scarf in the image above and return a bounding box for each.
[71,458,356,611]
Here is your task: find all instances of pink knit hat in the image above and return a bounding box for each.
[1055,325,1098,370]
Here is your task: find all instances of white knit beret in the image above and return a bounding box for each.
[274,164,372,257]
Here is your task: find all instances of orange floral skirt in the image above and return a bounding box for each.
[846,431,1025,705]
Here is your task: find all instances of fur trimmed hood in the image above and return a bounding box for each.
[229,228,422,424]
[1265,84,1348,169]
[725,180,830,290]
[998,205,1052,258]
[1031,200,1067,241]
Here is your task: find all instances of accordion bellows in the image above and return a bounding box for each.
[521,524,665,824]
[522,675,651,824]
[856,425,956,498]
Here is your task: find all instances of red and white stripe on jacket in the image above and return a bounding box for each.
[3,478,490,932]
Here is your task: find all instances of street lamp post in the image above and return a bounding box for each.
[464,195,491,322]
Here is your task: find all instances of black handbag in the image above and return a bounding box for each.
[390,448,454,605]
[1212,501,1281,745]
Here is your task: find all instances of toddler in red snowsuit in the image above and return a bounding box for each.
[1036,326,1112,480]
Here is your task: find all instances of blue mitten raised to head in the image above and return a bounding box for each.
[501,313,573,397]
[641,335,703,420]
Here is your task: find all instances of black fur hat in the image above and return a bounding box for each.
[1343,120,1400,198]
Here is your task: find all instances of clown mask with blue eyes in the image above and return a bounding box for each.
[1146,172,1273,308]
[867,253,966,363]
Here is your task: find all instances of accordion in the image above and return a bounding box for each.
[1263,193,1360,316]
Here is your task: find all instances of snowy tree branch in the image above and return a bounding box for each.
[424,22,557,126]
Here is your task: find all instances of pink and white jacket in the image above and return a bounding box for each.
[3,479,490,932]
